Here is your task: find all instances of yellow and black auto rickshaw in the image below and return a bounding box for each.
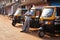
[12,8,27,26]
[39,6,60,37]
[30,8,42,28]
[12,7,42,28]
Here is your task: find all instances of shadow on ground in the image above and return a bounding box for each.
[25,30,60,40]
[13,24,23,28]
[14,25,60,40]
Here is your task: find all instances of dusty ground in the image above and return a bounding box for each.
[0,15,60,40]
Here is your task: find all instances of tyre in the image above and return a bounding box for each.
[38,30,45,37]
[12,21,16,26]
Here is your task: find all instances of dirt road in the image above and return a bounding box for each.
[0,15,60,40]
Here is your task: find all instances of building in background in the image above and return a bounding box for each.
[6,0,20,16]
[0,0,20,15]
[20,0,48,16]
[20,0,48,8]
[20,0,60,9]
[20,0,60,15]
[0,0,60,16]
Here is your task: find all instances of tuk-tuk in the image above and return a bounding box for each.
[30,8,42,28]
[39,6,60,37]
[12,7,42,28]
[12,8,27,26]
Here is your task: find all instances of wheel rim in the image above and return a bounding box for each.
[12,22,16,26]
[39,31,44,37]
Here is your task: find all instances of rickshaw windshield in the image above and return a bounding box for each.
[14,8,22,16]
[41,8,54,17]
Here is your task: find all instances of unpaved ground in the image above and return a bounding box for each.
[0,15,60,40]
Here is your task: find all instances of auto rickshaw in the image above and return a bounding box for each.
[30,8,42,28]
[12,8,27,26]
[12,7,42,28]
[39,6,60,37]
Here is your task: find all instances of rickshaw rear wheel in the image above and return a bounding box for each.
[38,30,45,38]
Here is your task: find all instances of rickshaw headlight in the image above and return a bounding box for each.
[45,21,51,24]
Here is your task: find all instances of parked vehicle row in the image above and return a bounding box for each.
[12,6,60,38]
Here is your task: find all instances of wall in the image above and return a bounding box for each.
[5,0,19,15]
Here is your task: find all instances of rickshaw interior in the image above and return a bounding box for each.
[54,7,60,32]
[30,8,42,28]
[56,7,60,16]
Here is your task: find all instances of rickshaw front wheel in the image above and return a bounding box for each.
[12,22,16,26]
